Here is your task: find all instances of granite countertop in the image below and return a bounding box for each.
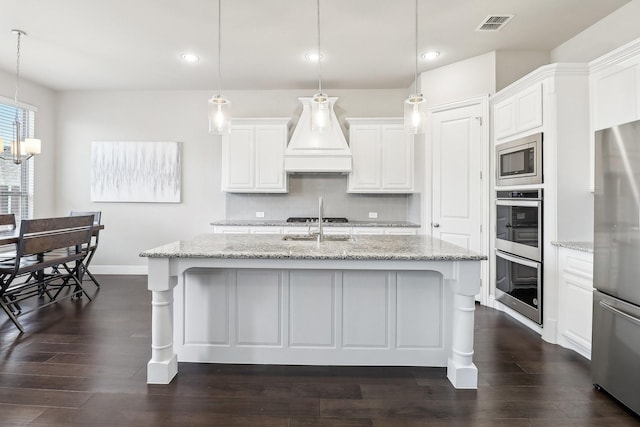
[551,241,594,253]
[140,233,485,261]
[211,219,420,228]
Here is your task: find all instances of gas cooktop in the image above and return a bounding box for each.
[286,217,349,223]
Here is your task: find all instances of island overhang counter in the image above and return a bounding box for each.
[140,233,486,389]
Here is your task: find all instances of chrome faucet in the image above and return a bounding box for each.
[317,196,324,242]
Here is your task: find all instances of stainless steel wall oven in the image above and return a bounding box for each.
[495,189,543,324]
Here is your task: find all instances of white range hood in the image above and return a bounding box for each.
[284,97,352,173]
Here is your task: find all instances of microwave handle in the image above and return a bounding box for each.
[495,199,541,207]
[495,249,541,268]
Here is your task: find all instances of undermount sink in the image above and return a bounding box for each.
[281,234,356,242]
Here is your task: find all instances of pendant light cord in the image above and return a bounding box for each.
[14,30,22,121]
[316,0,322,94]
[413,0,418,94]
[217,0,223,93]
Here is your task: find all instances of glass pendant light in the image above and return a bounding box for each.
[208,0,231,135]
[311,0,331,132]
[0,29,41,164]
[404,0,426,134]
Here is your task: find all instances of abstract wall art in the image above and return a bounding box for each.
[90,141,182,203]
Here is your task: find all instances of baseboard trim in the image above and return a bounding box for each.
[90,265,148,275]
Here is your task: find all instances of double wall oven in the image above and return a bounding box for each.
[495,189,543,324]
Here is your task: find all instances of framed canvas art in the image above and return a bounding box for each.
[91,141,181,203]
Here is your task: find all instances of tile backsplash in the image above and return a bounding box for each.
[226,174,419,222]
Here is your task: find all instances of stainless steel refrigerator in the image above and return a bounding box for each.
[592,118,640,416]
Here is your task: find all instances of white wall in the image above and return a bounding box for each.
[0,68,57,218]
[55,88,407,271]
[551,0,640,63]
[419,52,497,107]
[495,50,550,91]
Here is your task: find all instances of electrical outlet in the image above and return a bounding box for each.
[256,211,265,218]
[368,212,378,219]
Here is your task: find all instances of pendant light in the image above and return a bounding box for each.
[404,0,426,134]
[208,0,231,135]
[0,29,41,164]
[311,0,330,132]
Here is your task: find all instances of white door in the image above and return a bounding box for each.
[431,102,484,257]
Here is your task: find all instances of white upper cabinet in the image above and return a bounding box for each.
[222,118,290,193]
[494,83,543,140]
[590,40,640,131]
[346,118,414,193]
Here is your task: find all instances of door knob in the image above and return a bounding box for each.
[432,223,440,228]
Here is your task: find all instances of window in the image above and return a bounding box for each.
[0,100,35,220]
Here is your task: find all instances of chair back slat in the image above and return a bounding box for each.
[0,213,16,229]
[70,211,101,225]
[21,229,92,256]
[17,216,94,257]
[20,216,94,234]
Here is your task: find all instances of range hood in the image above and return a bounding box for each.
[284,97,352,173]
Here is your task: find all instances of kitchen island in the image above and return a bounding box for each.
[140,233,485,388]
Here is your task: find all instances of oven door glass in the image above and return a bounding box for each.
[495,250,542,324]
[496,199,541,261]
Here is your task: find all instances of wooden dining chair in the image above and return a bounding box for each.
[0,213,16,261]
[70,211,102,288]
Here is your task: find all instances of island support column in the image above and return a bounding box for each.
[446,261,481,389]
[147,258,178,384]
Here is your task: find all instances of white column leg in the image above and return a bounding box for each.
[446,260,481,389]
[447,292,477,388]
[146,258,178,384]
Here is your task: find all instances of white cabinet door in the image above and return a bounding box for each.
[494,97,516,140]
[514,83,543,134]
[494,83,543,140]
[223,126,254,190]
[557,248,593,359]
[591,61,639,131]
[255,126,287,190]
[222,119,289,193]
[382,126,414,191]
[347,119,414,193]
[348,126,382,191]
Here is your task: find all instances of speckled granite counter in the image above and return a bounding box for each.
[142,233,484,389]
[551,241,594,253]
[210,219,420,228]
[140,233,484,261]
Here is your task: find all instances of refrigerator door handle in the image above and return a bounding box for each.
[600,300,640,326]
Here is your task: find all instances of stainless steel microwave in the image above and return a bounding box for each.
[496,133,543,186]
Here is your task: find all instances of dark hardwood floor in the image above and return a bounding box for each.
[1,275,638,426]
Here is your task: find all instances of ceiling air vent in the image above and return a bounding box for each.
[476,15,514,31]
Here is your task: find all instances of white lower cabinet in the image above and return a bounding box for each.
[557,247,594,359]
[213,225,418,235]
[176,268,449,365]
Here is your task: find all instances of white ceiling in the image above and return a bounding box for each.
[0,0,631,91]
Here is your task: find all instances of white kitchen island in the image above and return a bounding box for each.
[140,233,485,389]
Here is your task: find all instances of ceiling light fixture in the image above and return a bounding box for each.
[0,29,41,164]
[208,0,231,135]
[422,50,440,61]
[305,52,322,62]
[404,0,426,134]
[181,53,199,63]
[311,0,330,132]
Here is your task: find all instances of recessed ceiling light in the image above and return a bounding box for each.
[181,53,200,63]
[305,52,323,62]
[421,51,440,61]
